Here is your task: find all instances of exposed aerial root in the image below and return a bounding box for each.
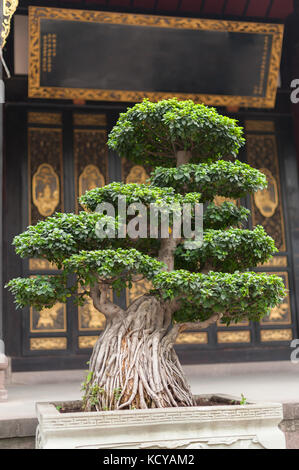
[82,295,195,411]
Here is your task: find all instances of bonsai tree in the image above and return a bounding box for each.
[7,99,285,411]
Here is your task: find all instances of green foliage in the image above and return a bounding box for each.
[151,160,267,201]
[240,394,248,405]
[113,387,122,401]
[108,98,245,166]
[5,274,71,310]
[13,212,117,267]
[203,202,250,230]
[7,99,285,331]
[152,270,285,325]
[79,181,201,213]
[175,226,277,273]
[63,248,165,293]
[87,384,104,407]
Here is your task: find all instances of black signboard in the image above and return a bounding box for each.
[29,7,284,108]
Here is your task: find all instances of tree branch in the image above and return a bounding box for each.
[90,283,125,319]
[166,313,223,344]
[176,150,191,167]
[179,313,223,332]
[158,235,180,272]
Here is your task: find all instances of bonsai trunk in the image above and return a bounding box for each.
[83,295,195,411]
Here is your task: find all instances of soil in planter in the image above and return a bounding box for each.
[53,395,243,413]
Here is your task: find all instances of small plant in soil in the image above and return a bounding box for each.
[240,394,248,405]
[6,99,285,412]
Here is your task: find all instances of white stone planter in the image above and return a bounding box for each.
[35,394,286,449]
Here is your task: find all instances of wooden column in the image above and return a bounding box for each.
[0,24,9,399]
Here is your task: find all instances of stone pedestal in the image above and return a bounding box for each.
[0,354,8,401]
[280,403,299,449]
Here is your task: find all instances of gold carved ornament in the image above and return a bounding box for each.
[32,163,60,217]
[78,164,105,197]
[213,196,237,207]
[260,329,293,342]
[30,337,67,351]
[258,256,287,268]
[78,287,112,331]
[73,113,107,127]
[245,120,275,133]
[29,258,58,271]
[78,297,106,330]
[126,165,149,184]
[268,303,289,322]
[1,1,18,48]
[78,336,98,349]
[28,112,62,126]
[254,168,279,218]
[126,279,153,306]
[217,331,251,344]
[176,332,208,345]
[30,303,66,333]
[261,272,291,325]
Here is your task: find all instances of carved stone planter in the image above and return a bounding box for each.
[35,394,286,449]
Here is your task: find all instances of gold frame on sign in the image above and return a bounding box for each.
[28,7,284,108]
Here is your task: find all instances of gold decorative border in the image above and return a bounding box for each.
[217,320,249,327]
[30,337,67,350]
[260,329,293,342]
[217,331,251,344]
[1,0,19,48]
[28,7,284,108]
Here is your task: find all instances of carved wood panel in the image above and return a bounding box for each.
[28,117,64,225]
[246,127,286,252]
[74,126,108,212]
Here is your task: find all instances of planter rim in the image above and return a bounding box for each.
[36,394,283,428]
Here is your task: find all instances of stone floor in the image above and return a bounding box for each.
[1,360,299,420]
